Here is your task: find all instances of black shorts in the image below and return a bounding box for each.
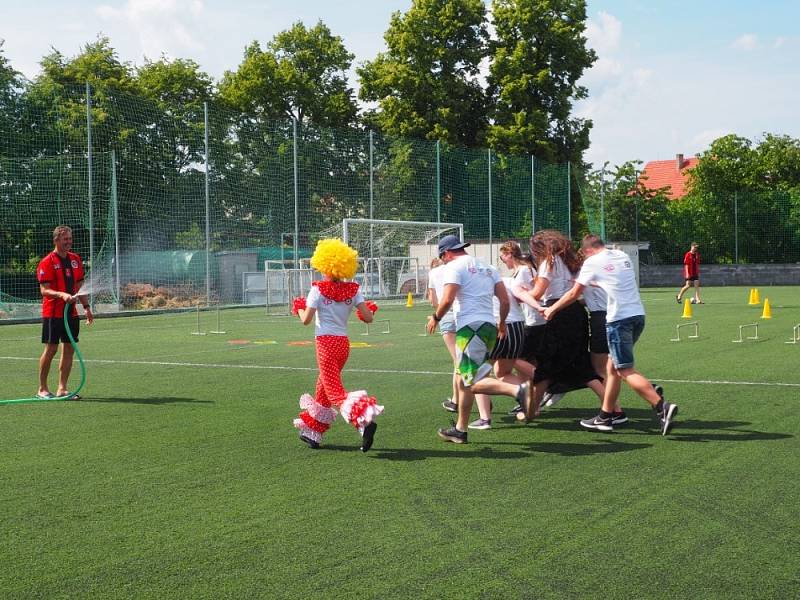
[42,316,80,344]
[489,321,525,360]
[684,276,699,282]
[523,324,546,364]
[589,310,609,354]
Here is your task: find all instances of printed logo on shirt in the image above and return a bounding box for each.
[54,263,60,270]
[603,264,615,272]
[71,260,79,269]
[323,298,332,305]
[39,269,45,277]
[345,298,352,305]
[468,267,477,274]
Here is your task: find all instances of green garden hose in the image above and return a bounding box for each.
[0,309,87,405]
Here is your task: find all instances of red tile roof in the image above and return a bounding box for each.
[639,156,699,199]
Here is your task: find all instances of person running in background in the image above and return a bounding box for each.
[676,242,702,304]
[428,257,459,413]
[544,235,678,435]
[293,238,383,451]
[36,225,93,399]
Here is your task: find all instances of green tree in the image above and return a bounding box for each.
[219,21,357,128]
[487,0,596,163]
[358,0,489,147]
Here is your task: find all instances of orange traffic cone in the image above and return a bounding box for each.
[682,298,693,319]
[761,298,772,319]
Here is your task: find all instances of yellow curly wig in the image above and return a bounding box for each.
[310,238,359,280]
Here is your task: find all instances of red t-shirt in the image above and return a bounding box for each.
[36,251,85,318]
[683,251,700,279]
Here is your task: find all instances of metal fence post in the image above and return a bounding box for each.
[530,155,536,235]
[369,130,374,260]
[734,192,739,263]
[566,161,571,240]
[600,165,606,240]
[488,149,493,263]
[204,102,211,306]
[85,82,94,308]
[436,140,441,223]
[111,150,120,308]
[293,118,299,270]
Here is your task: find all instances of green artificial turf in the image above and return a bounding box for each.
[1,287,798,598]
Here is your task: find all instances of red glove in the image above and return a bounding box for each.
[291,296,307,316]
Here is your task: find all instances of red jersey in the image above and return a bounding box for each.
[36,251,85,318]
[683,251,700,279]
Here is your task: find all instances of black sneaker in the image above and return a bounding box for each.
[299,433,320,449]
[653,383,664,400]
[580,414,613,432]
[442,400,458,413]
[508,404,523,415]
[676,295,681,304]
[611,411,628,425]
[437,426,468,444]
[659,402,679,436]
[360,422,377,452]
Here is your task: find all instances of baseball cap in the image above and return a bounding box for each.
[438,235,470,257]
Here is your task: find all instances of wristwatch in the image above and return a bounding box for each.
[431,313,441,322]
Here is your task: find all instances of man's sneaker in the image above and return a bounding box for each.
[676,295,681,304]
[508,404,523,415]
[653,383,664,400]
[442,399,458,412]
[299,433,320,449]
[542,391,566,408]
[658,402,679,436]
[580,414,613,432]
[360,422,377,452]
[467,418,492,430]
[611,411,628,425]
[437,426,468,444]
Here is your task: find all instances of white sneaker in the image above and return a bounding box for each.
[542,391,566,407]
[467,418,492,430]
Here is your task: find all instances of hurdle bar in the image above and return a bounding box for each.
[670,321,699,342]
[209,305,227,335]
[732,323,759,343]
[786,323,800,344]
[362,319,391,335]
[190,305,206,335]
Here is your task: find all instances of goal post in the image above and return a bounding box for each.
[338,219,465,299]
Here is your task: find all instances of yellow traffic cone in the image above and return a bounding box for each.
[748,288,757,305]
[406,292,414,308]
[761,298,772,319]
[682,298,693,319]
[753,288,761,304]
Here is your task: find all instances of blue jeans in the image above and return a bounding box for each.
[605,315,645,369]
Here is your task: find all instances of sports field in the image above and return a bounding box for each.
[1,286,798,598]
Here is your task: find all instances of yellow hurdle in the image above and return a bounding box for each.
[761,298,772,319]
[682,298,693,319]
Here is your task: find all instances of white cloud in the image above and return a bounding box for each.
[732,33,758,50]
[689,128,732,152]
[585,11,622,55]
[96,0,207,60]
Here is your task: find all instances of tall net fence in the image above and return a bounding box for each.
[577,176,800,265]
[1,82,571,320]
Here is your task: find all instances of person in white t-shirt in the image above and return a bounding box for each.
[426,235,532,444]
[428,257,459,413]
[292,238,384,451]
[517,230,603,421]
[543,235,679,435]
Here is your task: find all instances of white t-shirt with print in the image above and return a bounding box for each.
[428,265,454,318]
[441,254,501,328]
[582,284,608,312]
[306,285,365,336]
[493,277,525,323]
[575,249,644,323]
[537,256,574,302]
[511,266,546,326]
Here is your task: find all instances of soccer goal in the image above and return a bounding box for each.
[339,219,464,299]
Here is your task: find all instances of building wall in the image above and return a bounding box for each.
[641,264,800,287]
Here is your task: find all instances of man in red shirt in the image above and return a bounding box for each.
[676,242,702,304]
[36,225,93,399]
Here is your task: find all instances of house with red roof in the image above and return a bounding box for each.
[638,154,699,199]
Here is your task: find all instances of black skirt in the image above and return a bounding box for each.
[533,301,600,386]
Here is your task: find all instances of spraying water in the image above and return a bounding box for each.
[76,266,115,299]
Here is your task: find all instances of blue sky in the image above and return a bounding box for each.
[1,0,798,168]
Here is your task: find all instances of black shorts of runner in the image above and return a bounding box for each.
[589,310,609,354]
[684,276,699,282]
[489,321,525,360]
[42,316,80,344]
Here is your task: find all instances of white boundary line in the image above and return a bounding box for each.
[2,355,800,387]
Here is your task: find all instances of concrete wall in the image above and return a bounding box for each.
[641,264,800,287]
